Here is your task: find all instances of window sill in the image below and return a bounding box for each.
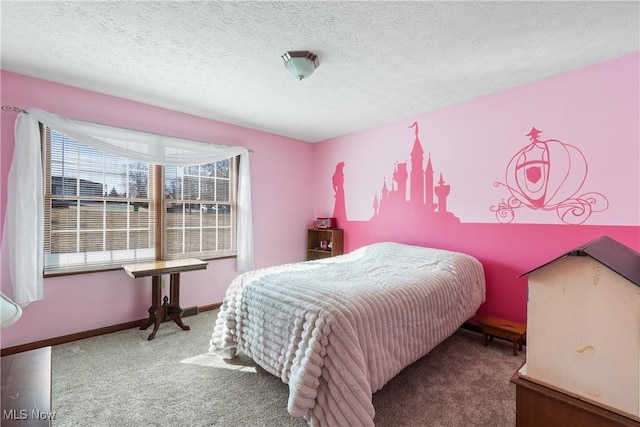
[43,255,236,278]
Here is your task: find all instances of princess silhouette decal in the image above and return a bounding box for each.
[491,127,608,224]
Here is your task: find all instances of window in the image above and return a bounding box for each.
[163,161,236,259]
[42,127,237,274]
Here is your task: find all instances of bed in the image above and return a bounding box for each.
[209,241,486,426]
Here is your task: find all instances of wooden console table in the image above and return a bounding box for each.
[123,258,208,340]
[511,366,640,427]
[1,347,53,426]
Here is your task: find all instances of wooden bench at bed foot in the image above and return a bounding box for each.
[477,315,526,356]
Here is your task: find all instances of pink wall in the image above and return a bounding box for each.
[1,53,638,348]
[0,71,314,349]
[312,53,640,324]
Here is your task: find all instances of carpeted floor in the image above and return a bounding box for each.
[51,310,524,426]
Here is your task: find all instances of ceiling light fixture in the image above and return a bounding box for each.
[281,51,319,81]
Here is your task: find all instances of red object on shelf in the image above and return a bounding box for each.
[315,218,336,229]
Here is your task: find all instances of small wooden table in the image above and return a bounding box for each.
[123,258,208,340]
[477,315,527,356]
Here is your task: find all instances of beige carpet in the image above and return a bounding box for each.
[51,310,524,426]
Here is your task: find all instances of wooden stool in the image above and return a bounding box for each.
[477,315,526,356]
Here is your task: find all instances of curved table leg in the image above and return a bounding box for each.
[141,276,165,340]
[168,272,190,331]
[147,304,166,341]
[168,306,190,331]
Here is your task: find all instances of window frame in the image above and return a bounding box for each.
[160,158,239,261]
[41,125,239,276]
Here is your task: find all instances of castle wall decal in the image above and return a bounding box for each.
[331,123,609,228]
[332,121,459,227]
[491,127,609,224]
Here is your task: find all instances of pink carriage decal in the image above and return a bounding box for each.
[491,127,608,224]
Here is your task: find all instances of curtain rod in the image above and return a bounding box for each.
[1,106,255,153]
[2,106,25,113]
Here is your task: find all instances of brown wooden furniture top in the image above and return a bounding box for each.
[1,346,53,426]
[122,258,208,278]
[477,315,527,335]
[511,365,640,427]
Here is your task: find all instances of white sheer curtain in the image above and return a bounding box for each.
[6,114,44,306]
[7,108,254,306]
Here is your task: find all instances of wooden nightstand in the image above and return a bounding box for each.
[306,228,344,261]
[477,315,526,356]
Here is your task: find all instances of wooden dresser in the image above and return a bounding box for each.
[1,347,53,426]
[511,368,640,427]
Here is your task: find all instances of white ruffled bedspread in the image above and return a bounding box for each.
[209,242,486,426]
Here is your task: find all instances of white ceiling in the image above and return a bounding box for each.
[1,1,638,143]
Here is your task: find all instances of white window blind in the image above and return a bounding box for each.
[43,128,156,273]
[163,160,237,259]
[42,128,239,274]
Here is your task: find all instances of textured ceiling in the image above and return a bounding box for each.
[1,1,638,143]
